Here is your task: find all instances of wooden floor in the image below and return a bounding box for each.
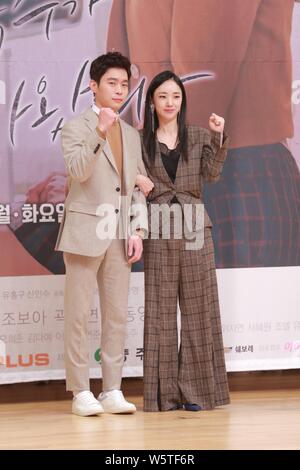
[0,389,299,450]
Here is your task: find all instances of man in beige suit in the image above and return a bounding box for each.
[55,52,148,416]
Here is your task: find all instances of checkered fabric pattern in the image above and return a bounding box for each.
[143,229,230,411]
[142,125,230,411]
[14,221,65,274]
[204,143,300,268]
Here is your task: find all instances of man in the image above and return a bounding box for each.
[55,52,148,416]
[107,0,300,269]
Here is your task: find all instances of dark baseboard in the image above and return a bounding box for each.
[0,370,300,404]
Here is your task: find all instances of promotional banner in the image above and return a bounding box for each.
[0,0,300,384]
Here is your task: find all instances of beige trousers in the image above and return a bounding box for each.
[63,238,131,393]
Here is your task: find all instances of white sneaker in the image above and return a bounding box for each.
[98,390,136,414]
[72,391,104,417]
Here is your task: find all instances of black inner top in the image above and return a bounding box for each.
[159,141,181,204]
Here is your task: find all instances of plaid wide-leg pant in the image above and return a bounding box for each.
[143,227,230,411]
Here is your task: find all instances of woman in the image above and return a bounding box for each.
[109,0,300,269]
[136,71,230,412]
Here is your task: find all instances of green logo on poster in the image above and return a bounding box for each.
[94,348,102,364]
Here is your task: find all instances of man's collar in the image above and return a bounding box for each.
[92,103,100,116]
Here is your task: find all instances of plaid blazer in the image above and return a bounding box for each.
[141,126,229,234]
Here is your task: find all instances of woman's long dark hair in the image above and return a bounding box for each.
[143,70,188,167]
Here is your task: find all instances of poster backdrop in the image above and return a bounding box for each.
[0,0,300,383]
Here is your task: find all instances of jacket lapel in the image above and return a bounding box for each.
[83,107,119,175]
[120,119,135,195]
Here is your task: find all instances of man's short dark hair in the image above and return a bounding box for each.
[90,52,131,84]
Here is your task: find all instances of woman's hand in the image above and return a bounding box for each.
[135,174,154,197]
[209,113,225,133]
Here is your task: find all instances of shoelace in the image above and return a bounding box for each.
[75,391,99,405]
[100,390,123,399]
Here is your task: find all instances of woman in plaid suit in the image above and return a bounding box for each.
[136,71,230,412]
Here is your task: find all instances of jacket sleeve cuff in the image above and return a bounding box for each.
[211,130,229,149]
[132,228,146,240]
[88,129,106,156]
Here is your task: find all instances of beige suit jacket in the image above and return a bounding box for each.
[55,107,148,257]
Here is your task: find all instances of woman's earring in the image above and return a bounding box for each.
[150,104,155,132]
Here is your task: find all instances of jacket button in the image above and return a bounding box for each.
[93,144,100,154]
[116,187,120,192]
[115,209,119,214]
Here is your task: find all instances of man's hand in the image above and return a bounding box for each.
[135,174,154,197]
[98,107,119,134]
[127,235,143,264]
[209,113,225,133]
